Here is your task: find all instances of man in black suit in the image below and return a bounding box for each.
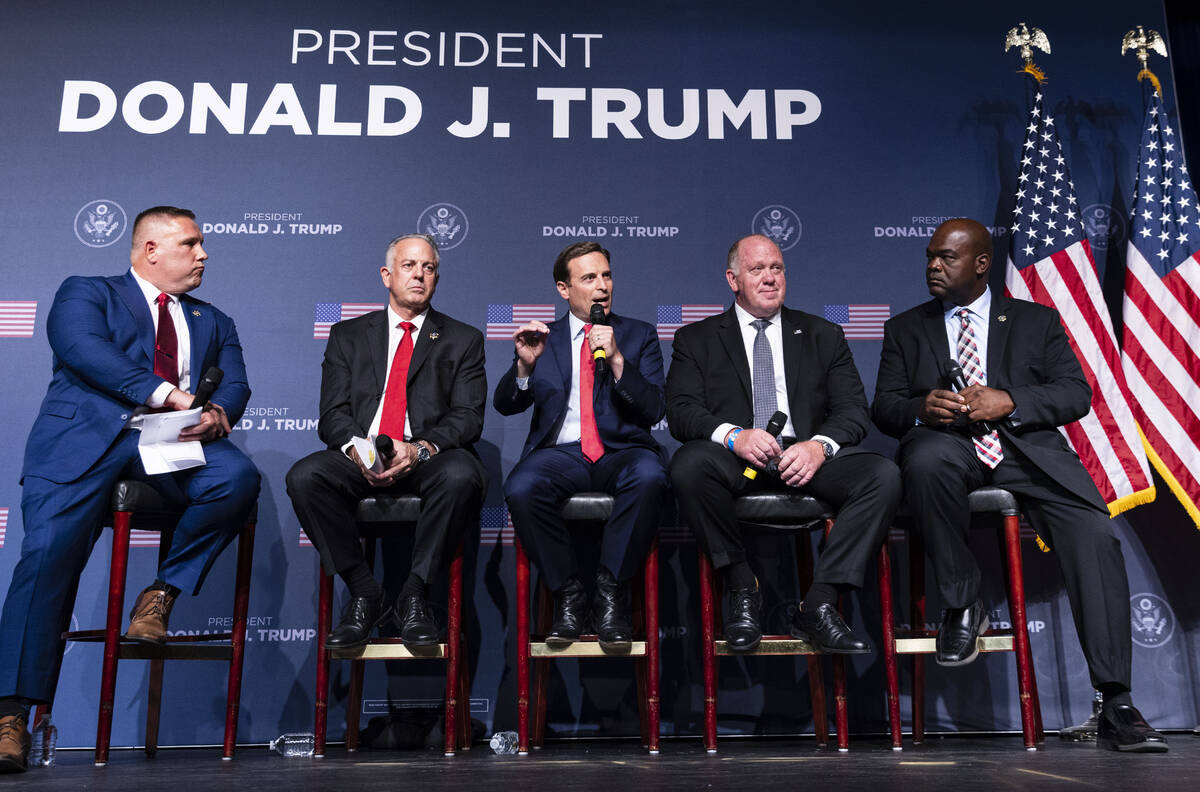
[872,217,1165,752]
[286,234,486,650]
[667,234,900,653]
[495,241,666,652]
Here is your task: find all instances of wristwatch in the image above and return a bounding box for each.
[410,442,432,464]
[816,439,835,459]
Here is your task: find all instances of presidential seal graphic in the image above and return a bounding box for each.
[752,205,802,251]
[1082,203,1126,251]
[74,199,127,248]
[419,203,468,250]
[1129,593,1174,648]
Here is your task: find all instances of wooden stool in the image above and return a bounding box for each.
[62,480,256,766]
[515,493,660,755]
[313,495,470,757]
[698,492,848,753]
[878,485,1045,750]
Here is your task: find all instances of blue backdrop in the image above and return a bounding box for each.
[1,0,1197,748]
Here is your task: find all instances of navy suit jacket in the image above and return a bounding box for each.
[22,272,251,484]
[493,312,665,459]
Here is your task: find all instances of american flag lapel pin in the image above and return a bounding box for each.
[429,332,439,340]
[192,309,201,316]
[998,315,1007,322]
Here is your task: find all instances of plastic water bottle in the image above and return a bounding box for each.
[489,730,519,754]
[29,714,57,767]
[270,732,315,758]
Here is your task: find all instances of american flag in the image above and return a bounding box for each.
[0,301,37,338]
[1005,84,1153,515]
[823,304,889,340]
[0,508,7,548]
[485,304,556,340]
[313,303,384,339]
[480,506,514,545]
[129,529,160,548]
[657,525,694,545]
[656,304,724,340]
[1122,90,1200,528]
[299,528,314,548]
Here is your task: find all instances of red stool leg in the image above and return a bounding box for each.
[878,544,902,750]
[698,551,718,753]
[515,537,531,755]
[1001,515,1038,750]
[456,607,472,751]
[910,529,926,745]
[444,543,463,756]
[634,579,648,748]
[145,659,163,757]
[346,659,363,751]
[796,529,828,748]
[314,571,333,758]
[532,581,552,748]
[223,519,254,760]
[824,520,849,752]
[95,510,132,766]
[644,540,660,754]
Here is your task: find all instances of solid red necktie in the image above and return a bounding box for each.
[379,321,415,439]
[579,323,604,463]
[154,292,179,386]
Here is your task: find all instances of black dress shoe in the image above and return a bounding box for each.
[326,591,391,649]
[396,594,440,647]
[593,568,633,654]
[790,602,870,654]
[1097,703,1168,752]
[935,600,989,666]
[724,586,763,653]
[545,577,588,649]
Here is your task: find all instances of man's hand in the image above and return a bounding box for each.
[164,387,194,411]
[587,323,624,380]
[957,385,1015,423]
[776,440,825,488]
[513,321,550,377]
[348,443,420,487]
[918,388,969,425]
[731,428,782,468]
[177,404,232,442]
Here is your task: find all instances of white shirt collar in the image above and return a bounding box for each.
[387,304,428,333]
[129,268,176,306]
[733,302,781,328]
[568,311,587,338]
[944,287,991,321]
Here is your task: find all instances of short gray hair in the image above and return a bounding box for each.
[385,233,439,270]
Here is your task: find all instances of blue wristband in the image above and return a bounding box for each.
[726,427,742,451]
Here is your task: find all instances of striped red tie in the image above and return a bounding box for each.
[956,309,1003,468]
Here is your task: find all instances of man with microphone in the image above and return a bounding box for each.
[494,241,667,652]
[667,234,900,653]
[0,207,259,773]
[872,218,1166,751]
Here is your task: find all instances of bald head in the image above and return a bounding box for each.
[925,218,992,306]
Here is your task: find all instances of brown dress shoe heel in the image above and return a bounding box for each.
[125,587,177,645]
[0,714,30,773]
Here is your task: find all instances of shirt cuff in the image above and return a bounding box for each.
[810,434,840,455]
[147,381,175,408]
[516,376,530,390]
[712,422,738,446]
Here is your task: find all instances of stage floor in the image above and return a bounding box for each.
[9,734,1199,791]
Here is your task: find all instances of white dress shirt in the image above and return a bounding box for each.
[129,268,191,424]
[943,287,992,382]
[365,305,428,442]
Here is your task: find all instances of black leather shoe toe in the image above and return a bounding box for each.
[593,569,633,654]
[935,600,989,667]
[326,591,391,649]
[790,602,870,654]
[545,577,588,649]
[1098,703,1168,753]
[724,586,762,653]
[396,594,440,647]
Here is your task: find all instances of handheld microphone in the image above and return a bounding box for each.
[943,359,993,432]
[588,303,608,378]
[375,433,395,461]
[189,367,223,409]
[743,410,788,480]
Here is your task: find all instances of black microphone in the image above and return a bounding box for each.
[743,410,788,480]
[588,303,609,378]
[943,359,993,432]
[188,367,223,409]
[375,433,395,461]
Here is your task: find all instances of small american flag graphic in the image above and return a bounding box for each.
[0,301,37,338]
[314,303,384,339]
[658,524,695,545]
[129,529,160,548]
[485,304,556,340]
[480,506,515,546]
[823,304,889,340]
[0,508,7,548]
[299,528,314,548]
[656,304,724,340]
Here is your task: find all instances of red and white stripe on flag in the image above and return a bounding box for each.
[129,529,160,548]
[0,507,7,548]
[299,528,314,547]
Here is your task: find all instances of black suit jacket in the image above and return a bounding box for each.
[317,307,486,453]
[871,293,1106,511]
[666,305,870,448]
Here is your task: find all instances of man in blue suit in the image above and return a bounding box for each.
[494,241,667,652]
[0,207,259,773]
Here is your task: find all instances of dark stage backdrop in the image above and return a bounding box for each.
[1,0,1197,748]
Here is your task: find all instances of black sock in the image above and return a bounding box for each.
[0,696,32,720]
[724,561,757,591]
[400,572,427,601]
[339,561,382,599]
[803,582,839,609]
[148,580,181,599]
[1099,684,1131,709]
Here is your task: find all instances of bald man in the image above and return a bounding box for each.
[872,218,1165,752]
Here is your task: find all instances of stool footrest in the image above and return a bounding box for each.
[328,639,448,660]
[894,634,1015,654]
[64,629,234,643]
[714,635,822,655]
[530,640,648,658]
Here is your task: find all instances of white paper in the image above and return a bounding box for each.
[349,435,384,472]
[138,408,207,474]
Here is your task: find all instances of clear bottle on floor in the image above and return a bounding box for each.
[489,730,519,754]
[269,732,315,758]
[29,713,57,767]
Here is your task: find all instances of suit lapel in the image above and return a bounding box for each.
[780,309,803,407]
[987,293,1012,384]
[920,298,949,372]
[113,273,156,367]
[406,309,438,382]
[367,310,388,393]
[718,308,753,404]
[180,295,212,377]
[549,314,573,391]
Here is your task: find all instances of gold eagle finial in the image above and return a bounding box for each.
[1121,26,1168,94]
[1004,23,1051,83]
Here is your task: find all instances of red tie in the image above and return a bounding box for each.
[579,323,604,463]
[154,293,179,386]
[379,321,415,439]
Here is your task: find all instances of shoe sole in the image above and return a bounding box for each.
[327,607,395,650]
[544,636,578,649]
[724,635,762,653]
[935,608,990,667]
[598,640,633,654]
[1097,736,1169,753]
[788,627,871,654]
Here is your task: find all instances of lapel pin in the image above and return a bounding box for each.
[998,315,1007,322]
[793,328,802,334]
[429,332,439,340]
[191,309,201,316]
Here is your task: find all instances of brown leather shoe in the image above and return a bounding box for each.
[125,587,177,645]
[0,714,30,773]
